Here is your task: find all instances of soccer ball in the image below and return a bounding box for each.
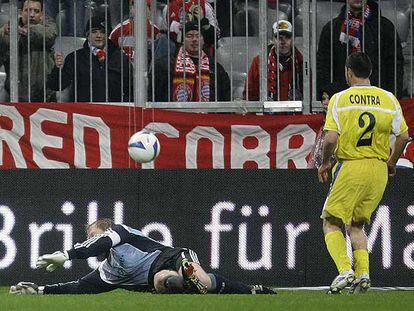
[128,131,161,163]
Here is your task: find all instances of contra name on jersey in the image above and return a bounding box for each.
[349,94,381,105]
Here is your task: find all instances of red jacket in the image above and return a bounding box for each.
[244,46,304,101]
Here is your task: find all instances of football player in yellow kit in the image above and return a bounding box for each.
[318,52,410,294]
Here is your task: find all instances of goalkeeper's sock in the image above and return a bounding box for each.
[208,273,252,294]
[325,231,352,274]
[353,249,369,278]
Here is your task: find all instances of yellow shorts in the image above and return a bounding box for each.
[321,159,388,225]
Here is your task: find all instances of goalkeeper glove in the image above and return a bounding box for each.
[36,251,69,272]
[9,282,44,295]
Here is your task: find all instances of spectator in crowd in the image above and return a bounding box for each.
[44,0,86,37]
[47,16,131,102]
[317,0,404,101]
[244,20,303,101]
[109,0,160,60]
[10,218,276,295]
[0,0,57,102]
[155,0,220,60]
[149,21,230,102]
[164,0,219,46]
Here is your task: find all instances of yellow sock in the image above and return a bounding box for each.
[325,231,352,274]
[353,249,369,277]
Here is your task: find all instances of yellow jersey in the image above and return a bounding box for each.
[324,85,409,161]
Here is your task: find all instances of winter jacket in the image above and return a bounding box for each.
[0,17,57,102]
[244,45,304,101]
[47,40,131,102]
[317,0,404,99]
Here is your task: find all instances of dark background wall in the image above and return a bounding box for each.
[0,170,413,287]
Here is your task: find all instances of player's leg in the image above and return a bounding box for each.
[153,269,184,293]
[347,221,370,294]
[179,260,211,293]
[323,216,355,294]
[179,254,275,295]
[348,159,387,294]
[321,162,356,293]
[323,217,352,276]
[177,249,275,294]
[207,273,277,294]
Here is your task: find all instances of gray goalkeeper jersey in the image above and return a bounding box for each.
[66,224,169,286]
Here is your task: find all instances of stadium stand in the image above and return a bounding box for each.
[295,1,410,47]
[216,36,260,99]
[233,2,290,37]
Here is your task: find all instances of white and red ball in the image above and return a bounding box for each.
[128,131,160,163]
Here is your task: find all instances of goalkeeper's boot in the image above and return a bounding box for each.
[327,270,355,294]
[250,285,277,295]
[181,259,208,294]
[348,274,371,294]
[9,282,43,295]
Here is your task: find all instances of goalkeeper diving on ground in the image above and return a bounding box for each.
[10,218,276,295]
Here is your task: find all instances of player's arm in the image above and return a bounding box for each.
[318,131,339,183]
[318,94,339,183]
[388,131,410,177]
[36,225,132,272]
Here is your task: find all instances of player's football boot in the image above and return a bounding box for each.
[9,282,43,295]
[181,259,208,294]
[327,270,355,294]
[348,274,371,294]
[250,284,277,295]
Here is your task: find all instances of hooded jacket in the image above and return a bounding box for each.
[317,0,404,99]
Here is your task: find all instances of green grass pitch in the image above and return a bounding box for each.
[1,287,414,311]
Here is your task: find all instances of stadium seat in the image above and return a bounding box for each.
[266,4,291,39]
[152,2,166,31]
[217,37,261,99]
[231,71,247,100]
[233,6,288,37]
[53,36,86,56]
[296,1,410,47]
[0,65,8,102]
[380,1,410,46]
[217,37,260,74]
[52,37,86,102]
[294,1,343,41]
[0,2,9,28]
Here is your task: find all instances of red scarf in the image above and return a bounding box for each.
[91,46,106,64]
[267,46,302,100]
[340,4,371,53]
[172,46,210,102]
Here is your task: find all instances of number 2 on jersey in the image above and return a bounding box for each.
[357,112,376,147]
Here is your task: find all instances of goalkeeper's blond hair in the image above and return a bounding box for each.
[86,218,114,234]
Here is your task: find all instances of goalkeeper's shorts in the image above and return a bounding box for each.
[148,247,200,288]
